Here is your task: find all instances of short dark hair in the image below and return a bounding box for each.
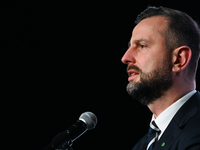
[135,6,200,79]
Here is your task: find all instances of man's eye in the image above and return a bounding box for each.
[140,44,147,48]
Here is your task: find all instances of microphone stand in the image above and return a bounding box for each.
[42,143,73,150]
[42,139,73,150]
[56,140,73,150]
[59,145,73,150]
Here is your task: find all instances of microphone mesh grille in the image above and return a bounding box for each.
[79,112,97,130]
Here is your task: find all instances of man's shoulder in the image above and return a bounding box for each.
[182,108,200,131]
[132,92,200,150]
[153,92,200,150]
[174,91,200,133]
[174,91,200,124]
[169,110,200,149]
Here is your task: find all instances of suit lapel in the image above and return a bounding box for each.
[153,92,200,150]
[153,119,182,150]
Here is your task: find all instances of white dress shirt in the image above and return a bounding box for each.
[150,90,196,140]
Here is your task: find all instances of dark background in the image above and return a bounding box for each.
[1,1,200,150]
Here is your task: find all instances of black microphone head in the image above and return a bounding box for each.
[79,112,97,130]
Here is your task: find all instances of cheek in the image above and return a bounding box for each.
[142,54,166,73]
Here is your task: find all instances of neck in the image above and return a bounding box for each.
[147,80,195,118]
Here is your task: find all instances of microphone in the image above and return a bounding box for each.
[51,112,97,149]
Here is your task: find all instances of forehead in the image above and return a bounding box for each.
[131,16,168,43]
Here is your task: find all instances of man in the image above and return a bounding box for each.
[121,6,200,150]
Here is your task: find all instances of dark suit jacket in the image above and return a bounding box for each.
[132,91,200,150]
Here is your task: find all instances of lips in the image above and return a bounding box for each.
[127,70,139,81]
[128,70,138,76]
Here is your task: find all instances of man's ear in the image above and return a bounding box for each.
[172,46,192,72]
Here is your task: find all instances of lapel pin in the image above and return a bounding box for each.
[161,142,165,147]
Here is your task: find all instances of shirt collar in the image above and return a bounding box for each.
[151,90,196,138]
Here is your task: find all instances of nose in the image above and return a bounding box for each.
[121,48,136,65]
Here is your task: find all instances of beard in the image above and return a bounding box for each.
[126,58,172,106]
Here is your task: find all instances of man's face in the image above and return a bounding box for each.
[121,16,173,105]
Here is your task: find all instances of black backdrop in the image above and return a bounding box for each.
[1,1,200,150]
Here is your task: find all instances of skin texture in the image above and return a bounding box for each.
[121,16,195,118]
